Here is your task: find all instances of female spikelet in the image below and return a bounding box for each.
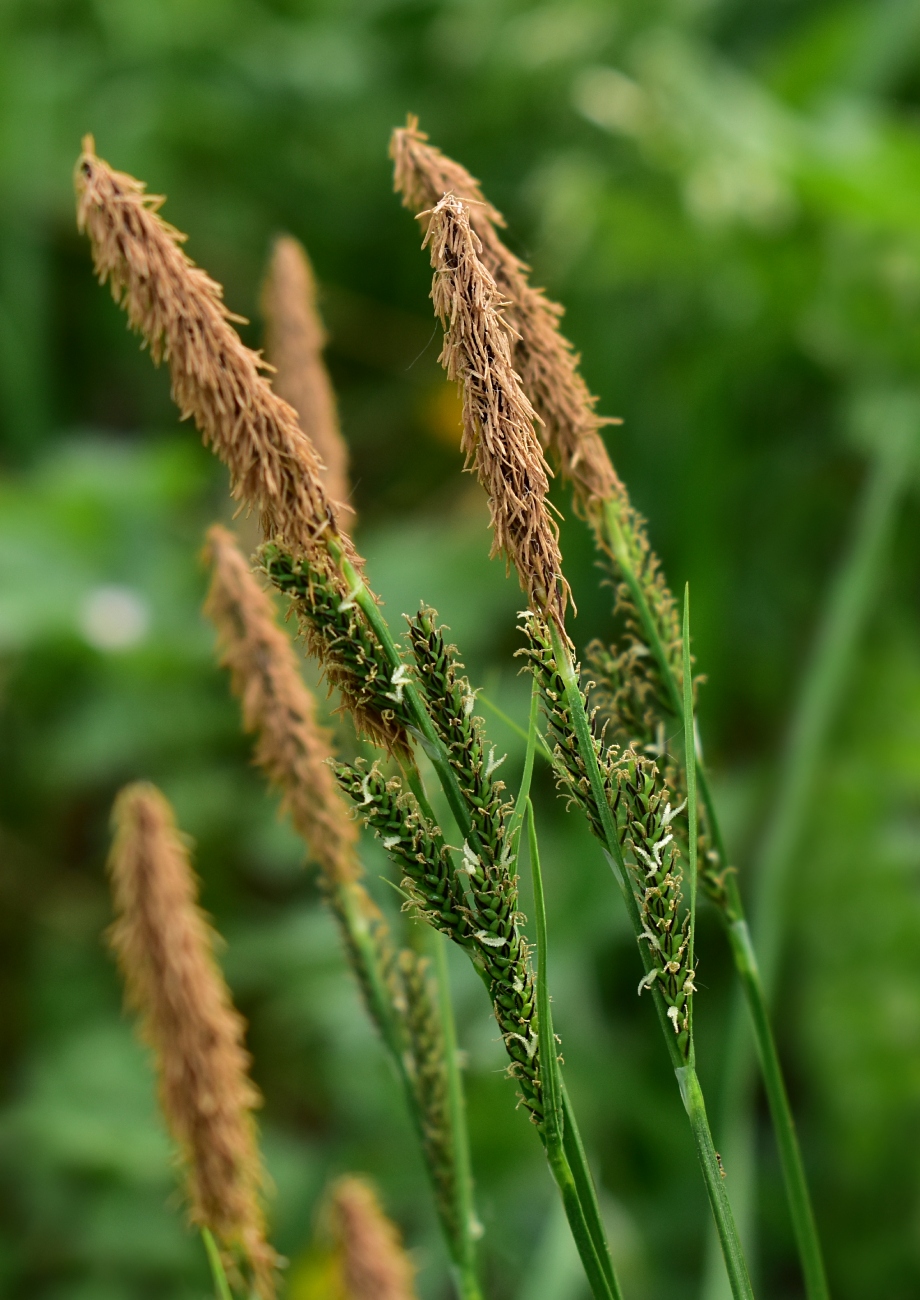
[107,783,277,1297]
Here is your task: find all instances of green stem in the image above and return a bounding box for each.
[602,499,824,1299]
[334,881,482,1299]
[432,932,482,1300]
[529,801,620,1300]
[682,587,698,1059]
[202,1228,234,1300]
[546,620,754,1293]
[723,920,825,1300]
[676,1068,755,1300]
[703,442,909,1300]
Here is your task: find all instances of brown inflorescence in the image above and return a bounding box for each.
[74,137,358,585]
[203,524,359,884]
[422,192,570,627]
[107,783,277,1297]
[261,236,354,522]
[392,116,622,520]
[331,1177,417,1300]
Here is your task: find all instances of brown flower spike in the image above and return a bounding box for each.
[74,136,358,584]
[392,116,622,520]
[261,236,354,522]
[332,1177,417,1300]
[423,193,570,626]
[203,524,359,885]
[107,783,276,1297]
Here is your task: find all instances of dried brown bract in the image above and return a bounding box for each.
[261,236,354,522]
[107,783,277,1297]
[392,116,622,520]
[74,137,358,584]
[203,524,359,884]
[331,1177,417,1300]
[423,193,570,626]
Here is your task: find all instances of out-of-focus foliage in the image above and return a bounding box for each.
[1,1,920,1297]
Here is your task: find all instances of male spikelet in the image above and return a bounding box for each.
[393,121,684,747]
[331,1177,417,1300]
[107,783,277,1297]
[392,116,621,519]
[203,524,359,885]
[422,193,570,627]
[74,140,408,749]
[74,137,356,581]
[261,236,354,521]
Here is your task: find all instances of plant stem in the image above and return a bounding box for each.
[560,1082,618,1295]
[432,932,482,1300]
[546,620,755,1298]
[601,500,825,1299]
[202,1228,234,1300]
[676,1067,754,1300]
[334,879,482,1299]
[702,439,910,1300]
[682,587,698,1058]
[529,801,621,1300]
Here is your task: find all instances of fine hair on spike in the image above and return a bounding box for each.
[422,193,571,627]
[107,783,277,1298]
[203,524,360,884]
[331,1176,418,1300]
[391,116,622,521]
[261,236,354,523]
[74,137,359,585]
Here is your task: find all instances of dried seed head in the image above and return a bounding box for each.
[203,525,359,884]
[261,236,354,523]
[74,137,358,585]
[107,783,277,1297]
[422,193,570,626]
[331,1176,417,1300]
[391,117,622,519]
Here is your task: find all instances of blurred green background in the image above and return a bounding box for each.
[2,0,920,1297]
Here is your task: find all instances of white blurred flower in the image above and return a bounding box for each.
[79,585,150,651]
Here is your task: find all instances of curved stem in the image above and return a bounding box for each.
[334,879,482,1299]
[702,442,909,1300]
[547,620,755,1294]
[602,499,825,1300]
[529,800,620,1300]
[432,933,482,1300]
[677,1068,755,1300]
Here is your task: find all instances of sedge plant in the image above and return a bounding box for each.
[73,125,835,1299]
[75,140,622,1299]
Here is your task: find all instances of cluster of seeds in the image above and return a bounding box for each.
[262,544,412,753]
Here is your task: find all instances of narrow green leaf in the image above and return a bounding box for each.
[527,798,563,1147]
[507,676,540,862]
[202,1228,234,1300]
[681,585,698,997]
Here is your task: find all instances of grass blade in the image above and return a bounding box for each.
[202,1228,234,1300]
